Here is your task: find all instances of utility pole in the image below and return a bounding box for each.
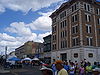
[5,46,7,63]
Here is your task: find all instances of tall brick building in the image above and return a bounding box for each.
[50,0,100,63]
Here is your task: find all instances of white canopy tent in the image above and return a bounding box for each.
[32,58,39,61]
[22,57,32,61]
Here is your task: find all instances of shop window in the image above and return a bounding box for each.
[74,53,78,58]
[88,53,93,58]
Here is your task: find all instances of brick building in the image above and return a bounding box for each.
[15,41,43,59]
[50,0,100,63]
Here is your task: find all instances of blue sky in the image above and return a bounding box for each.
[0,0,66,54]
[0,0,100,55]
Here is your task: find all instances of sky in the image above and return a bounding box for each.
[0,0,100,55]
[0,0,67,55]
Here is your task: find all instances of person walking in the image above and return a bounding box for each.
[79,65,85,75]
[69,62,75,75]
[86,62,92,75]
[40,66,53,75]
[55,60,68,75]
[63,61,70,73]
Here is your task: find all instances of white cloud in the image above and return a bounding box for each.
[0,4,5,13]
[6,22,32,36]
[37,32,51,42]
[6,11,52,33]
[0,33,17,41]
[0,0,63,13]
[29,12,52,31]
[0,31,51,54]
[3,11,52,54]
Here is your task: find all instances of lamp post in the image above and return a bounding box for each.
[5,46,7,65]
[3,46,7,68]
[5,46,7,60]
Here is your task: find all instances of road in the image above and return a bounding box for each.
[0,65,42,75]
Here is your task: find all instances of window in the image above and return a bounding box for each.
[53,18,56,23]
[52,44,56,50]
[52,45,54,50]
[86,24,92,33]
[61,32,62,38]
[86,37,93,46]
[61,41,64,48]
[72,14,78,22]
[72,4,77,12]
[53,35,56,41]
[60,11,66,19]
[88,53,93,58]
[72,37,79,46]
[60,20,67,29]
[98,39,100,46]
[54,44,56,50]
[96,8,100,15]
[97,18,100,25]
[61,30,67,38]
[65,30,67,37]
[65,40,67,48]
[74,53,78,58]
[52,26,56,32]
[72,25,78,34]
[85,14,91,22]
[61,53,67,61]
[84,3,91,11]
[98,29,100,35]
[61,22,63,28]
[61,40,67,48]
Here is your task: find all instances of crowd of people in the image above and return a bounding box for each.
[40,59,100,75]
[1,57,100,75]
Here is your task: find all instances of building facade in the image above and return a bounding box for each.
[43,34,51,64]
[15,41,41,59]
[34,42,44,60]
[8,51,16,58]
[50,0,100,64]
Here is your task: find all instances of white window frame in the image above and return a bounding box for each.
[72,14,78,22]
[72,36,79,46]
[97,18,100,25]
[72,24,78,34]
[72,3,77,12]
[85,13,91,22]
[84,3,91,12]
[86,24,92,33]
[60,11,66,19]
[86,36,93,46]
[97,8,100,15]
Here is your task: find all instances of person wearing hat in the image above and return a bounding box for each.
[55,60,68,75]
[40,66,53,75]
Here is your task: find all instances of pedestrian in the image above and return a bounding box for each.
[55,60,68,75]
[69,62,75,75]
[86,62,92,75]
[63,61,70,73]
[74,61,78,74]
[40,66,53,75]
[52,62,57,75]
[79,65,85,75]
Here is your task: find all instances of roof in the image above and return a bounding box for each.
[50,0,99,18]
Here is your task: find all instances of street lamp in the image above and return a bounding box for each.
[5,46,7,60]
[4,46,7,67]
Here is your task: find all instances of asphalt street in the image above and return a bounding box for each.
[0,65,42,75]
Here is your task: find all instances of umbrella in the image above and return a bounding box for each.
[32,58,39,61]
[22,57,32,61]
[8,57,21,61]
